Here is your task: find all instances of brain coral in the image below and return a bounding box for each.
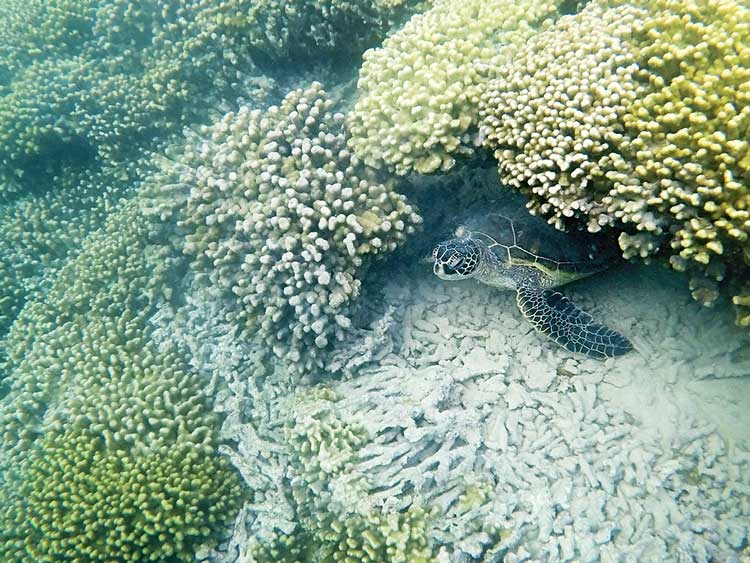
[480,0,750,325]
[145,82,421,373]
[347,0,564,176]
[0,200,242,560]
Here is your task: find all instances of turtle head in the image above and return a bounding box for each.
[432,238,481,280]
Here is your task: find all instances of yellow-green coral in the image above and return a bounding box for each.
[0,198,242,560]
[347,0,562,175]
[0,157,140,342]
[1,430,242,562]
[479,2,645,232]
[616,0,750,279]
[480,0,750,324]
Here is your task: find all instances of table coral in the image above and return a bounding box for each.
[145,82,421,373]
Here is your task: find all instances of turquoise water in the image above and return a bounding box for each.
[1,1,749,562]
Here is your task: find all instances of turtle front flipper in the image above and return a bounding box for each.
[516,285,632,358]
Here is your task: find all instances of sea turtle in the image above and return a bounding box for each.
[432,200,632,358]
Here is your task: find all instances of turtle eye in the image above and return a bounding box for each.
[447,254,462,267]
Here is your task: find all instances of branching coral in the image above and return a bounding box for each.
[480,0,750,323]
[479,2,645,233]
[145,82,421,373]
[347,0,563,175]
[0,156,141,343]
[278,388,437,562]
[1,430,241,562]
[0,0,270,202]
[614,0,750,304]
[206,0,427,62]
[0,200,242,560]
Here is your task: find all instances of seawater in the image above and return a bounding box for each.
[0,1,748,562]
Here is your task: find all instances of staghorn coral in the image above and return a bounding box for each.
[480,0,750,324]
[0,199,243,560]
[145,82,421,373]
[347,0,563,176]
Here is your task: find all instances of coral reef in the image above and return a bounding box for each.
[2,428,241,562]
[1,1,749,561]
[229,0,427,61]
[479,2,643,232]
[325,269,749,560]
[0,201,242,560]
[347,0,563,175]
[284,389,437,562]
[145,82,420,373]
[0,0,269,201]
[206,261,750,563]
[479,0,750,324]
[0,156,142,343]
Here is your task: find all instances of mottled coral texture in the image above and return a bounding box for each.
[146,82,420,373]
[0,203,243,561]
[347,0,562,175]
[480,0,750,326]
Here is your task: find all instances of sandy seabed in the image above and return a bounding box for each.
[193,261,750,563]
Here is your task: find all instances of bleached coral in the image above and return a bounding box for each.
[347,0,561,175]
[145,82,421,373]
[263,268,750,562]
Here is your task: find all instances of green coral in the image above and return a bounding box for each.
[479,0,750,326]
[0,156,141,343]
[347,0,563,175]
[145,82,420,373]
[0,0,269,201]
[1,430,241,562]
[0,199,242,560]
[252,532,315,563]
[615,0,750,300]
[205,0,427,62]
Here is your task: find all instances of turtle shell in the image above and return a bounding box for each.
[457,196,620,284]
